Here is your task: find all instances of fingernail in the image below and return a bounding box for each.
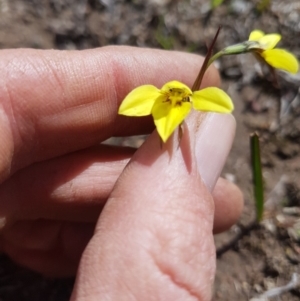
[195,113,236,192]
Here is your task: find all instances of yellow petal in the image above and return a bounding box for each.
[249,30,265,41]
[192,87,234,113]
[261,49,299,74]
[118,85,161,116]
[152,99,192,142]
[258,33,281,50]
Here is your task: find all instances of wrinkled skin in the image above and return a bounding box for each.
[0,47,243,301]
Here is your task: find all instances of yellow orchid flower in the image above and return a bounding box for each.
[118,80,234,142]
[247,30,299,74]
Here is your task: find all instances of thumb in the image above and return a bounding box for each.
[71,112,235,301]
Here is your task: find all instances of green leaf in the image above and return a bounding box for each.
[211,0,224,9]
[250,132,264,222]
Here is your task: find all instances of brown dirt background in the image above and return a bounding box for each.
[0,0,300,300]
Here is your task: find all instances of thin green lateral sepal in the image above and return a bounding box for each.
[250,132,264,222]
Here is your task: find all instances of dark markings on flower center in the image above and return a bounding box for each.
[174,97,190,107]
[165,88,191,107]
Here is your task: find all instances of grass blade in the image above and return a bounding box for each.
[250,132,264,221]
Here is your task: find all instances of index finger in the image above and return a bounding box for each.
[0,46,220,181]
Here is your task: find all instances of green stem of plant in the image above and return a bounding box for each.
[206,42,252,69]
[207,51,224,67]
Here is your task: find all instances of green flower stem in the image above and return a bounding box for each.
[207,51,224,67]
[207,42,251,69]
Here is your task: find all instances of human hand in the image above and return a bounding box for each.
[0,47,243,299]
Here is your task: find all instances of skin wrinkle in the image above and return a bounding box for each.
[33,50,128,158]
[86,218,196,300]
[1,50,98,176]
[150,227,215,301]
[35,53,103,114]
[152,256,203,301]
[1,53,63,173]
[96,54,119,137]
[35,54,66,97]
[51,162,117,199]
[42,50,102,106]
[40,99,107,130]
[110,52,129,121]
[63,58,100,107]
[0,145,132,222]
[106,165,212,300]
[139,211,214,301]
[11,55,60,116]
